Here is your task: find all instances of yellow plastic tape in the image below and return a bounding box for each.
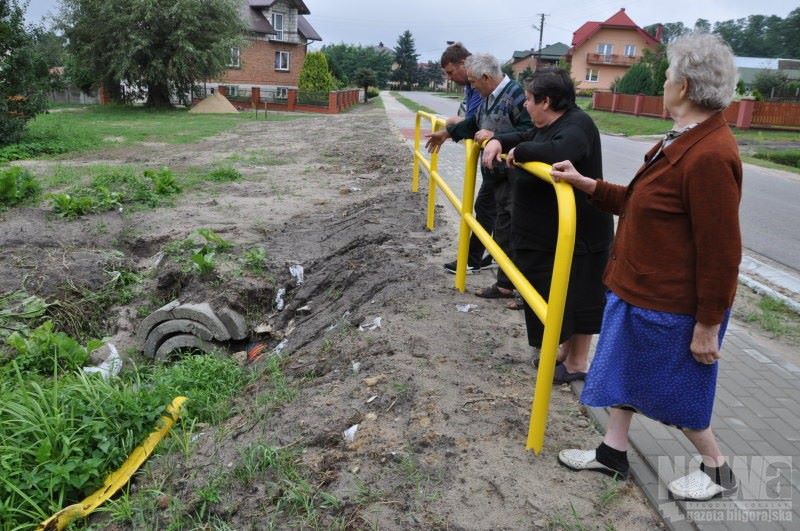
[38,396,188,531]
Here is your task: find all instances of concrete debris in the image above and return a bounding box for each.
[136,300,249,360]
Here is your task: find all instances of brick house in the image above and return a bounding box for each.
[206,0,322,99]
[568,8,661,92]
[507,42,569,79]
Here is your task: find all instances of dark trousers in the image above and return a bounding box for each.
[468,167,496,265]
[468,166,513,290]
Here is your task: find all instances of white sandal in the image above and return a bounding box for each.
[558,449,629,479]
[668,469,738,500]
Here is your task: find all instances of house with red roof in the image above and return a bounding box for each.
[568,8,661,91]
[206,0,322,100]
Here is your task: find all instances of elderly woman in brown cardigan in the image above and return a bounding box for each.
[551,32,743,501]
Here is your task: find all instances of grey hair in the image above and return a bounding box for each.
[465,53,502,79]
[667,32,738,110]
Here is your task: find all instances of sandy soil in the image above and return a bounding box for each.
[2,104,667,529]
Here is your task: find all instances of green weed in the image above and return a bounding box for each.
[2,321,102,376]
[145,167,182,195]
[242,246,268,274]
[0,166,40,207]
[205,166,242,182]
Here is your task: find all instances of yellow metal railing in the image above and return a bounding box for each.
[412,111,576,455]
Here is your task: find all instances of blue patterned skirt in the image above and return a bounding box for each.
[580,291,730,430]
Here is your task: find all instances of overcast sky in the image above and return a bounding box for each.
[25,0,798,61]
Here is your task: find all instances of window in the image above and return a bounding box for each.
[274,51,290,71]
[624,44,636,57]
[227,85,239,97]
[597,43,613,56]
[276,87,288,99]
[228,47,240,68]
[271,12,284,41]
[585,69,598,82]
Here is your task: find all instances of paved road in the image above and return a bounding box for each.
[397,91,800,276]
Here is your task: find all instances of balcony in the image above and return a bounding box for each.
[585,53,637,67]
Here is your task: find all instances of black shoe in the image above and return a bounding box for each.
[479,256,497,270]
[443,260,482,275]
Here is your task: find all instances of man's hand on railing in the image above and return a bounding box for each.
[506,147,517,168]
[425,129,450,153]
[473,129,494,144]
[482,138,503,169]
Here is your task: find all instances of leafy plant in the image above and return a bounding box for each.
[0,166,41,207]
[0,290,48,340]
[242,246,267,274]
[48,192,96,218]
[2,321,102,376]
[197,228,232,251]
[145,167,182,195]
[190,246,216,275]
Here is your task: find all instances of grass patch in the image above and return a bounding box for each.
[46,166,180,218]
[0,341,248,530]
[390,91,437,115]
[0,105,305,163]
[739,292,800,340]
[584,108,669,136]
[752,148,800,168]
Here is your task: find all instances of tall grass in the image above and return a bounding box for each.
[0,349,249,530]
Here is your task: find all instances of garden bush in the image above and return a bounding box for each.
[0,166,41,207]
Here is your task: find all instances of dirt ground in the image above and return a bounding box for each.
[3,104,670,529]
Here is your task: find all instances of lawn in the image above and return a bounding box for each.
[1,105,305,163]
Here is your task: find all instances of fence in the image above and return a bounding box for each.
[48,89,98,105]
[411,110,577,455]
[192,86,362,114]
[592,91,800,130]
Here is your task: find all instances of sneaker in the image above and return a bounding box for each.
[479,255,497,270]
[668,469,738,501]
[553,363,586,384]
[443,259,481,275]
[558,449,629,480]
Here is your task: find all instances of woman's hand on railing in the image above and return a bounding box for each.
[482,139,503,169]
[425,130,449,153]
[550,160,597,194]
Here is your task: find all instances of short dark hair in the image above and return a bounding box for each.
[524,67,576,112]
[440,42,471,68]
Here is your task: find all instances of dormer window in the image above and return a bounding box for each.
[271,12,284,41]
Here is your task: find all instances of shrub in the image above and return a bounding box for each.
[366,87,380,99]
[298,51,337,93]
[0,166,41,207]
[145,167,181,195]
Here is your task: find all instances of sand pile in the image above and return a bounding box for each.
[189,92,238,114]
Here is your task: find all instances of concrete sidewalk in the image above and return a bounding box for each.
[381,91,799,531]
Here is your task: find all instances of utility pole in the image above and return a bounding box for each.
[534,13,547,69]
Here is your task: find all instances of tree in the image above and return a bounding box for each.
[752,70,790,99]
[615,62,654,95]
[298,51,336,93]
[415,60,443,90]
[644,22,687,44]
[321,43,393,89]
[353,68,376,102]
[392,30,418,90]
[517,66,535,84]
[1,0,50,145]
[60,0,245,107]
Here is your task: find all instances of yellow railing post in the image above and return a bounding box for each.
[454,140,479,292]
[426,119,442,230]
[411,112,422,192]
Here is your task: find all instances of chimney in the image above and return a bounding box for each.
[655,24,664,43]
